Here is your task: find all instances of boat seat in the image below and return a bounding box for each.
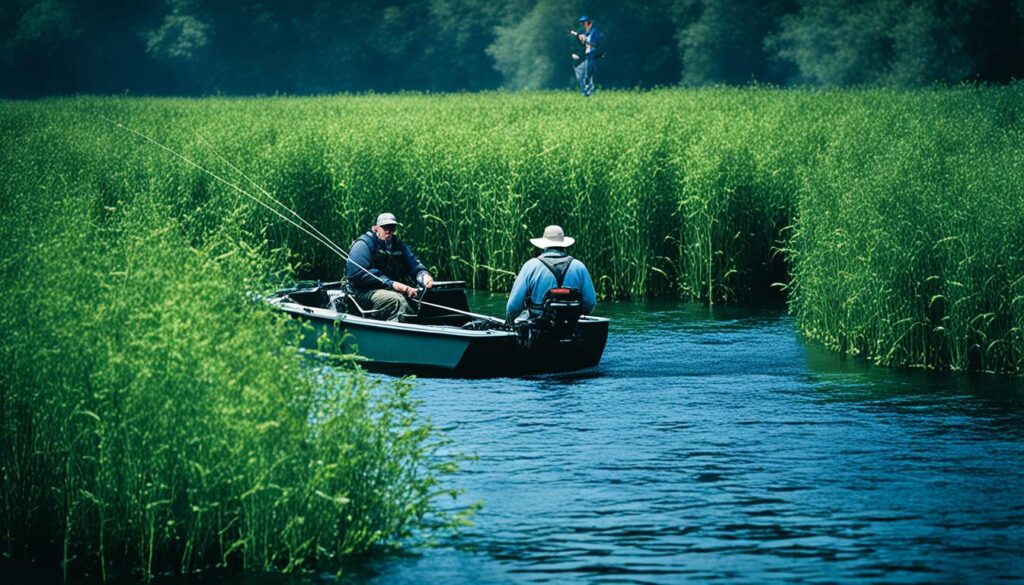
[286,288,331,309]
[343,293,385,318]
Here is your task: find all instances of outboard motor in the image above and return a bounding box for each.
[516,287,584,349]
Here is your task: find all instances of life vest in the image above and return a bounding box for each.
[354,232,414,284]
[527,255,583,311]
[518,254,585,348]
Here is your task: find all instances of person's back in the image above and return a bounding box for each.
[506,226,597,319]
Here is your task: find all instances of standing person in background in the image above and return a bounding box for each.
[569,15,603,97]
[507,225,597,320]
[347,212,434,322]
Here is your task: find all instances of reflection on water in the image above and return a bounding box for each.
[349,292,1024,583]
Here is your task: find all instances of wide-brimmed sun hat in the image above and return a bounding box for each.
[375,212,400,227]
[530,225,575,249]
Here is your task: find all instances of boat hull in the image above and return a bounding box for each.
[271,298,609,377]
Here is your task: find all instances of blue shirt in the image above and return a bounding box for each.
[506,250,597,317]
[575,26,602,59]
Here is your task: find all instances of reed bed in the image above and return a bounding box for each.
[1,85,1022,577]
[0,104,467,579]
[69,86,1012,375]
[786,87,1024,373]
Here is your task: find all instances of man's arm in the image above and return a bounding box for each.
[400,240,431,285]
[347,240,391,290]
[506,261,536,317]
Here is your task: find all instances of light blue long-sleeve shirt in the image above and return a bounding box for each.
[506,250,597,317]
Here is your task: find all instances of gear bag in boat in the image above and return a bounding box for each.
[516,255,585,349]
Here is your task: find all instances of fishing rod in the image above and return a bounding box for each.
[100,115,349,260]
[413,294,506,325]
[192,130,348,259]
[188,129,508,325]
[104,115,398,280]
[102,116,507,326]
[307,280,507,327]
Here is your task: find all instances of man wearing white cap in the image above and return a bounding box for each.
[347,212,434,321]
[506,225,597,320]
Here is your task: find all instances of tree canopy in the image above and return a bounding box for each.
[2,0,1021,97]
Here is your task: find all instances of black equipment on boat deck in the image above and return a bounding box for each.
[517,255,585,349]
[516,287,585,349]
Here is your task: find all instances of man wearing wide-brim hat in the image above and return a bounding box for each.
[506,225,597,319]
[347,212,434,321]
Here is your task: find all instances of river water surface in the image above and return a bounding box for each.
[18,295,1022,584]
[339,293,1024,583]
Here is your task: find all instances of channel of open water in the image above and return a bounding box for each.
[17,294,1023,584]
[332,292,1024,583]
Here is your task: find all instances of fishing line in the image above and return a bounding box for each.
[102,115,506,325]
[182,126,409,291]
[192,130,348,258]
[187,129,506,325]
[100,115,347,262]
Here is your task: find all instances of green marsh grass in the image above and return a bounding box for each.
[786,87,1024,373]
[1,85,1023,577]
[0,104,468,579]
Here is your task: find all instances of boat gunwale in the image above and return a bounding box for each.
[268,297,610,339]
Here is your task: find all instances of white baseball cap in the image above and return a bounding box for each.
[375,212,400,227]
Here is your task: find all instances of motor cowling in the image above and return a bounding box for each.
[516,287,584,349]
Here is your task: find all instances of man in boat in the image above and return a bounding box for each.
[506,225,597,321]
[347,212,434,321]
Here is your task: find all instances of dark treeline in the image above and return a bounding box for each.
[2,0,1023,97]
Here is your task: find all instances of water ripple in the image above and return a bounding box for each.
[357,296,1024,583]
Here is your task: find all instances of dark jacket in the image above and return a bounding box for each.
[574,26,603,60]
[347,232,427,291]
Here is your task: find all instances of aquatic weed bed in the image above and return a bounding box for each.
[1,85,1022,576]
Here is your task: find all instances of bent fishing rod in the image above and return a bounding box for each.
[101,116,506,326]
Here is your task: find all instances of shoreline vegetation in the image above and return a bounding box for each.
[1,86,1021,578]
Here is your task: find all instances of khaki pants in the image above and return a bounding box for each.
[353,289,411,322]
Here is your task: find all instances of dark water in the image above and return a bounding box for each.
[12,296,1023,584]
[343,293,1024,583]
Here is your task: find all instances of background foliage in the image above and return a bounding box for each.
[2,0,1023,97]
[4,87,1020,375]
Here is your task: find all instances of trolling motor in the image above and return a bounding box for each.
[515,287,585,349]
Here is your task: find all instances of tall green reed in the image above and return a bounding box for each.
[7,88,1019,373]
[0,102,468,579]
[3,90,1023,582]
[786,86,1024,373]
